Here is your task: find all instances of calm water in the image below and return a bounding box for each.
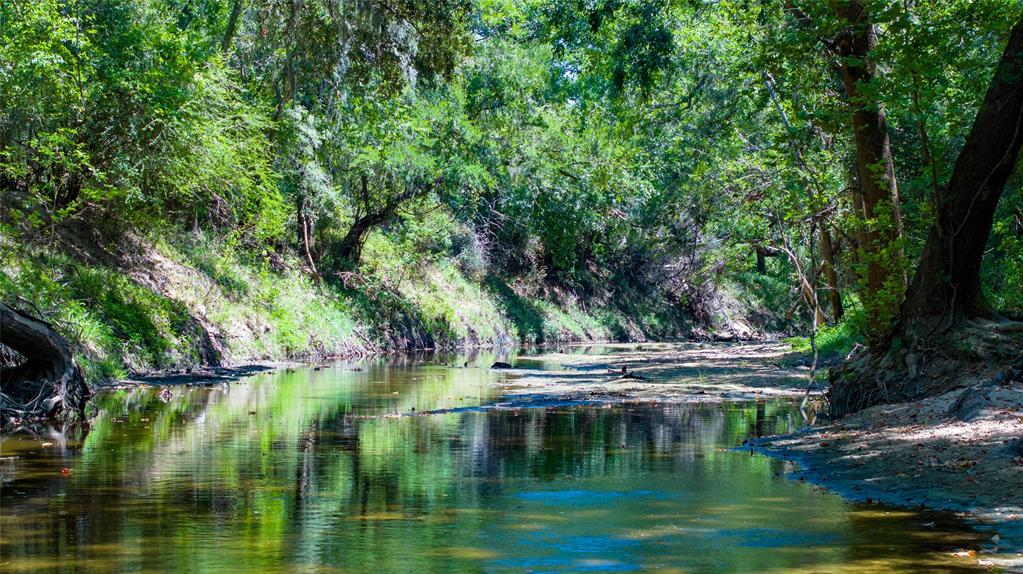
[0,348,987,573]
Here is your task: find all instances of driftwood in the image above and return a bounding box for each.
[1,301,90,427]
[607,366,649,380]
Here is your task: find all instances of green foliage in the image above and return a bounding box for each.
[2,0,1021,379]
[161,235,361,360]
[0,238,196,377]
[786,319,863,359]
[982,185,1023,316]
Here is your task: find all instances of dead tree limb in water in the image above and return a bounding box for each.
[1,301,90,427]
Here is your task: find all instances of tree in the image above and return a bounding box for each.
[778,0,908,342]
[901,17,1023,330]
[0,302,89,424]
[830,15,1023,416]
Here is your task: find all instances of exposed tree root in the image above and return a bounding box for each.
[829,319,1023,418]
[1,302,90,428]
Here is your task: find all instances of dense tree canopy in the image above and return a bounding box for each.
[2,0,1022,415]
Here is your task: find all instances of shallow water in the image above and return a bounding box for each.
[0,347,988,572]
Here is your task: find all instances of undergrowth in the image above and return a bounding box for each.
[785,299,866,359]
[1,227,689,385]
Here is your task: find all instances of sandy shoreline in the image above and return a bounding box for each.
[752,382,1023,571]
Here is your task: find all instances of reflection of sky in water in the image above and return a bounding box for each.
[515,489,665,504]
[0,346,990,573]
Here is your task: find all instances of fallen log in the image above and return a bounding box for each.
[1,301,89,427]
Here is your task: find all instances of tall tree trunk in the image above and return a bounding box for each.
[819,225,844,322]
[901,16,1023,330]
[833,0,906,343]
[829,16,1023,418]
[221,0,244,53]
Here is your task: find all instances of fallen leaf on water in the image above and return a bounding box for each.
[951,550,976,558]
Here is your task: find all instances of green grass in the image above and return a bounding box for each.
[159,235,361,360]
[1,226,688,386]
[0,242,198,378]
[785,317,863,358]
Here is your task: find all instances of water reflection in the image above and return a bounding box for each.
[0,351,986,572]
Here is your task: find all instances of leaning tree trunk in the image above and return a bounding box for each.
[1,302,90,426]
[335,211,390,271]
[834,0,906,344]
[901,16,1023,331]
[829,16,1023,417]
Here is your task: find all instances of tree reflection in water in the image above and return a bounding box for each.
[0,353,987,573]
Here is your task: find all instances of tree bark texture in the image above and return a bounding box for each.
[819,226,844,322]
[833,0,906,342]
[901,16,1023,330]
[1,302,89,425]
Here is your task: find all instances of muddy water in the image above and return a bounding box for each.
[0,347,989,572]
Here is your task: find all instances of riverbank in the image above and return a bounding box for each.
[409,342,1023,570]
[754,371,1023,571]
[0,230,698,389]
